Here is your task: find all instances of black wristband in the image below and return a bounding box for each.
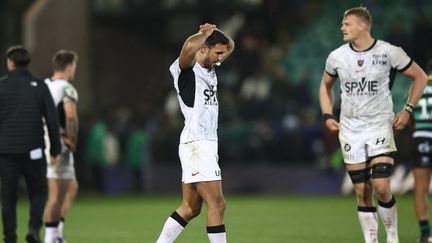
[322,113,335,123]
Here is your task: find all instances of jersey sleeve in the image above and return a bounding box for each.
[62,83,78,103]
[325,52,338,77]
[389,45,412,72]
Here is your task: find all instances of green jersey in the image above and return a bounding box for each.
[414,75,432,131]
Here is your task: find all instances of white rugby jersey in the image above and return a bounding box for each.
[44,78,78,129]
[170,59,219,143]
[325,40,412,128]
[44,78,78,163]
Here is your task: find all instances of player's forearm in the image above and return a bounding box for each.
[407,73,428,106]
[319,83,334,114]
[65,117,78,149]
[182,33,209,56]
[221,37,235,62]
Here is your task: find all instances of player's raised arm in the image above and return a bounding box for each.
[218,30,235,62]
[319,71,339,131]
[179,23,216,70]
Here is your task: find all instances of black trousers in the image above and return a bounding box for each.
[0,154,47,243]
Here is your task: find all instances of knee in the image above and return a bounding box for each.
[181,203,202,219]
[371,163,393,197]
[372,182,390,198]
[208,197,226,214]
[46,196,60,207]
[415,185,429,195]
[73,180,79,191]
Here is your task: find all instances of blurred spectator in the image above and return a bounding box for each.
[235,32,262,85]
[84,120,107,192]
[125,128,152,192]
[239,68,272,120]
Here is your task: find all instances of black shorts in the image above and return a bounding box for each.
[413,137,432,168]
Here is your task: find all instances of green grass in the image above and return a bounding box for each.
[4,194,420,242]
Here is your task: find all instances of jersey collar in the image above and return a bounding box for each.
[349,39,377,53]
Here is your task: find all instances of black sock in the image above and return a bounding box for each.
[378,196,396,208]
[420,220,430,237]
[170,211,188,228]
[206,224,226,234]
[45,221,60,227]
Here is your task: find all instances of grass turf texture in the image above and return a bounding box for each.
[4,195,418,242]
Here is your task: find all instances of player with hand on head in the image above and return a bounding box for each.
[319,6,428,243]
[156,23,234,243]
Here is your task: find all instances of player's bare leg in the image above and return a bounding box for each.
[370,156,398,243]
[44,179,67,243]
[196,181,226,242]
[347,162,378,243]
[156,183,202,243]
[414,168,432,242]
[58,179,78,239]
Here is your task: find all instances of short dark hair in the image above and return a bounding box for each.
[344,6,372,29]
[6,45,31,67]
[52,50,78,71]
[205,30,229,48]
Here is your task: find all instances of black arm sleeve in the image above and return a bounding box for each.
[178,68,196,107]
[41,83,61,156]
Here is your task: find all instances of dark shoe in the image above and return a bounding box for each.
[418,235,432,243]
[25,232,41,243]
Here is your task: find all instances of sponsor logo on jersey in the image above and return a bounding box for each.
[357,59,364,67]
[215,170,221,176]
[204,86,218,106]
[372,54,388,66]
[344,77,378,96]
[375,137,386,145]
[419,141,432,153]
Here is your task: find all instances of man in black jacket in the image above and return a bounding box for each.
[0,45,61,243]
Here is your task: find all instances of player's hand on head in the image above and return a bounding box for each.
[199,23,216,36]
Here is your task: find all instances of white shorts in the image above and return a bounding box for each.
[46,141,76,180]
[179,140,221,184]
[339,121,396,164]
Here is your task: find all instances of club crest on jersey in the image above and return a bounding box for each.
[357,59,364,67]
[344,143,351,152]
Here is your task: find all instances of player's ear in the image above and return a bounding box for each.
[358,20,367,31]
[200,44,209,54]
